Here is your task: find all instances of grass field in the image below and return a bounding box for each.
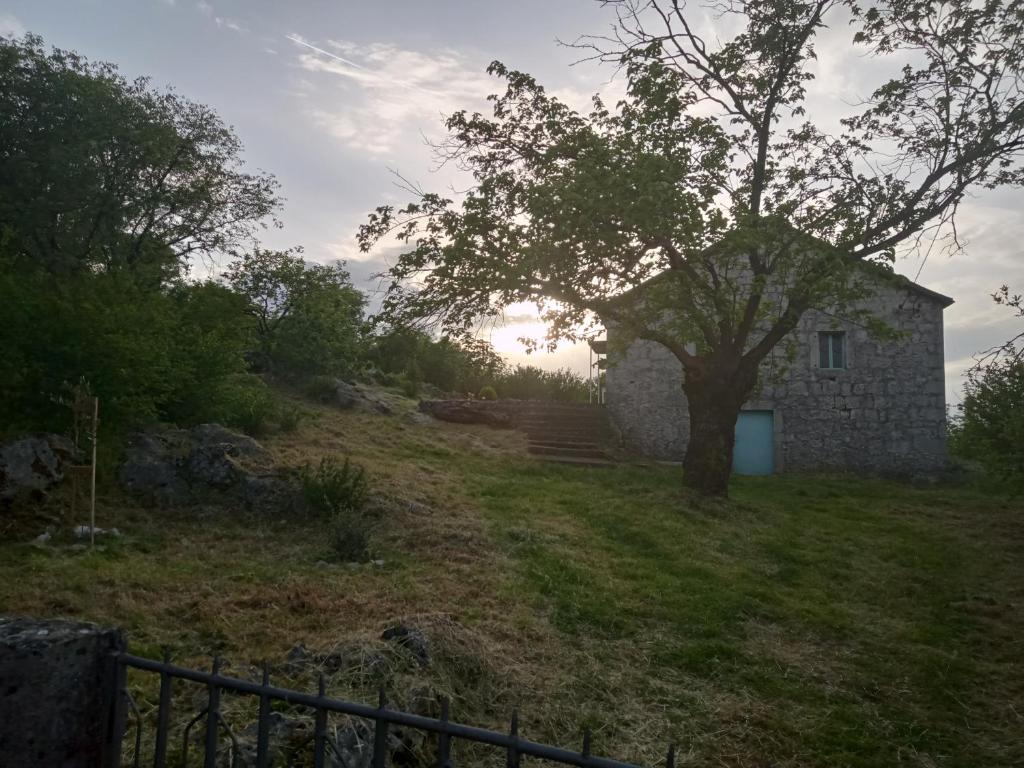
[2,395,1022,767]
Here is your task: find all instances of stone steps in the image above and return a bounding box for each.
[513,402,614,464]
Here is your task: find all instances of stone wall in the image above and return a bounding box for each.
[0,617,125,767]
[604,280,950,474]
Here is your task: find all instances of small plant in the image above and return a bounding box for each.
[397,374,420,399]
[478,385,497,401]
[277,404,305,432]
[301,456,372,561]
[301,456,369,514]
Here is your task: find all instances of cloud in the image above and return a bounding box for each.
[287,34,498,157]
[196,1,245,33]
[0,13,25,38]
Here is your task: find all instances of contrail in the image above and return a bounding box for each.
[286,34,439,96]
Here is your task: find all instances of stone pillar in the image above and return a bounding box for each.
[0,616,125,767]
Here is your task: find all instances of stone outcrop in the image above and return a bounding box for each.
[118,424,299,511]
[417,400,513,427]
[0,434,79,504]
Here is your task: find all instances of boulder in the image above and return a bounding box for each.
[381,623,430,666]
[418,400,512,428]
[335,381,361,410]
[117,431,191,507]
[118,424,291,511]
[0,434,79,503]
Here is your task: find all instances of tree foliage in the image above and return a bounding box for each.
[0,35,280,434]
[360,0,1024,494]
[367,328,507,395]
[950,285,1024,485]
[224,248,367,378]
[0,35,280,281]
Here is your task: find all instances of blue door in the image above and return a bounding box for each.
[733,411,774,475]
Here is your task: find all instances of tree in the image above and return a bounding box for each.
[0,35,279,433]
[224,248,367,377]
[366,328,507,394]
[0,34,280,282]
[360,0,1024,495]
[950,285,1024,484]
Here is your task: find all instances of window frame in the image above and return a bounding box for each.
[818,331,847,370]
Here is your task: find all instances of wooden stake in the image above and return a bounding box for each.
[89,397,98,549]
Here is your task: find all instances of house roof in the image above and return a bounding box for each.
[608,231,955,310]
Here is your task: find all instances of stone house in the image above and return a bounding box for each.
[603,271,953,475]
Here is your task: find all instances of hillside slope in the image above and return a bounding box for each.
[1,392,1022,767]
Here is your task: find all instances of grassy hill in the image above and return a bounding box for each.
[2,392,1022,767]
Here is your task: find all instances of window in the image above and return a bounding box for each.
[818,331,846,369]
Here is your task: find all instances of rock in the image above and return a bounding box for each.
[235,712,308,767]
[71,525,120,538]
[119,424,291,511]
[117,431,191,507]
[405,500,432,516]
[0,434,79,503]
[418,400,512,428]
[326,720,374,768]
[335,381,361,410]
[381,624,429,666]
[31,531,51,546]
[185,443,241,488]
[404,411,435,426]
[185,424,272,488]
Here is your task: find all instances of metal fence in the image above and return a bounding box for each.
[105,652,675,768]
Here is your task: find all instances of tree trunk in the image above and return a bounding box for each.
[681,364,755,496]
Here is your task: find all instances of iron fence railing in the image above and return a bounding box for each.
[104,652,675,768]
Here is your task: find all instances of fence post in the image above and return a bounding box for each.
[0,617,125,768]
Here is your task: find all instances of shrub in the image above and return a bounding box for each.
[304,374,339,403]
[398,373,421,399]
[206,374,279,436]
[478,385,497,401]
[301,456,372,561]
[950,355,1024,486]
[495,365,589,402]
[301,455,369,514]
[276,404,305,433]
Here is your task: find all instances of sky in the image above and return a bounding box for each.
[2,1,1022,404]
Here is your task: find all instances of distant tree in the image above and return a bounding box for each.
[361,0,1024,495]
[224,248,366,377]
[367,328,507,395]
[0,34,280,281]
[950,286,1024,484]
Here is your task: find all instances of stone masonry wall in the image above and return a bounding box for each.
[0,616,125,767]
[604,281,949,474]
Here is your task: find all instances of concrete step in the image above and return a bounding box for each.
[534,454,617,467]
[527,439,603,452]
[527,443,611,460]
[518,418,607,432]
[524,428,602,438]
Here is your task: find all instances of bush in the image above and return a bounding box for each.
[301,456,372,560]
[276,404,305,433]
[304,374,339,403]
[495,365,589,402]
[478,385,497,401]
[398,373,421,399]
[301,455,369,514]
[950,355,1024,486]
[205,374,279,436]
